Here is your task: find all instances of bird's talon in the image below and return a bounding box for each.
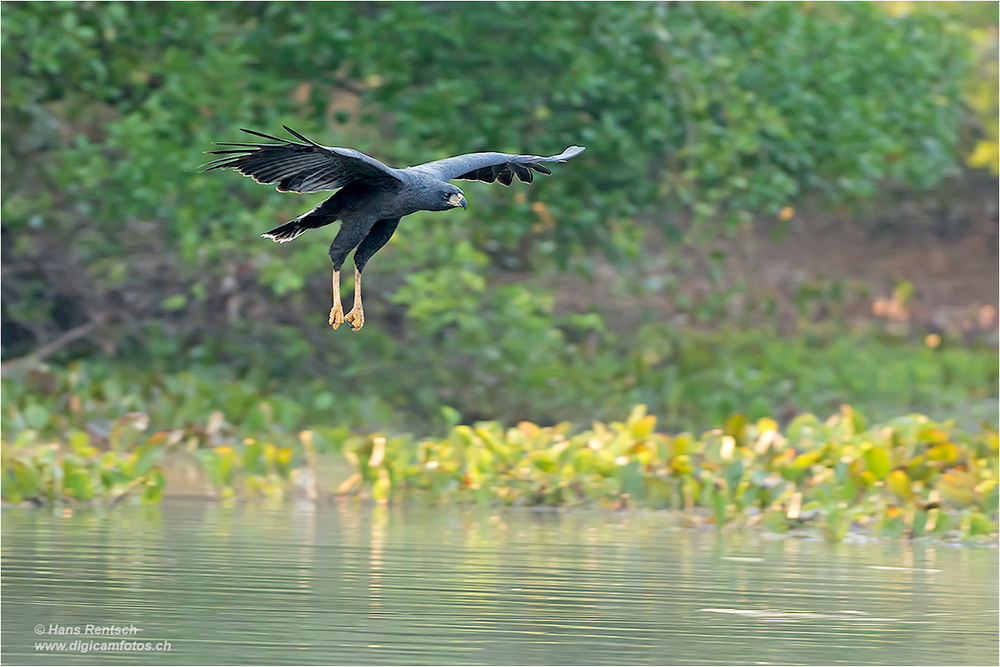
[344,307,364,331]
[329,305,344,329]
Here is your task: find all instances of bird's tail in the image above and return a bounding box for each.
[261,198,342,243]
[261,217,312,243]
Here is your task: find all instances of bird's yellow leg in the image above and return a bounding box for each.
[328,268,344,329]
[344,266,364,331]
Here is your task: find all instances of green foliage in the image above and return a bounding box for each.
[0,381,302,504]
[887,1,999,175]
[5,394,994,542]
[341,405,999,540]
[3,326,996,449]
[0,1,974,365]
[1,4,993,531]
[1,416,165,505]
[195,438,295,500]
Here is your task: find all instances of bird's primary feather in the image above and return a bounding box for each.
[200,125,402,193]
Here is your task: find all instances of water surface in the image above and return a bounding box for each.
[2,502,996,665]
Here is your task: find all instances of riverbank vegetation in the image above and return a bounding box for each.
[2,391,997,541]
[2,350,997,541]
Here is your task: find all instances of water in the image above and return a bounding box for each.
[2,502,997,665]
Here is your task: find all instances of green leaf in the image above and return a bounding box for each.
[23,404,49,431]
[161,294,187,311]
[142,469,166,503]
[711,486,728,528]
[132,444,164,477]
[864,447,891,480]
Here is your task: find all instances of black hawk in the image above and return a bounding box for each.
[202,126,585,331]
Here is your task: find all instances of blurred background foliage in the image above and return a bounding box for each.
[884,1,999,174]
[1,1,997,444]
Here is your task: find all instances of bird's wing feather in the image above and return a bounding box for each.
[200,125,403,193]
[410,146,585,185]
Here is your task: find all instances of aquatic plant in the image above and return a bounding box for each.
[339,405,999,541]
[2,361,995,542]
[1,413,165,505]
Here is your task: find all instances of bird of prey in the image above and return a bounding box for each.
[201,126,585,331]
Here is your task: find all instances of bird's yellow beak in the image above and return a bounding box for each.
[448,193,467,209]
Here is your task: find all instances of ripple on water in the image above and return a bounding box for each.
[2,502,997,665]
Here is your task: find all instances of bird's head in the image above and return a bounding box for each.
[435,184,467,211]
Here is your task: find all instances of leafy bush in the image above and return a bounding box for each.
[3,326,996,449]
[1,1,974,362]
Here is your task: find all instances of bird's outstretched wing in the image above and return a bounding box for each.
[411,146,585,186]
[200,126,403,193]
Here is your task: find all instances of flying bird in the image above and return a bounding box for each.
[201,126,585,331]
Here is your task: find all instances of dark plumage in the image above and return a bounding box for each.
[201,126,585,331]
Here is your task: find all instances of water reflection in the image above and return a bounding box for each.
[2,502,997,665]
